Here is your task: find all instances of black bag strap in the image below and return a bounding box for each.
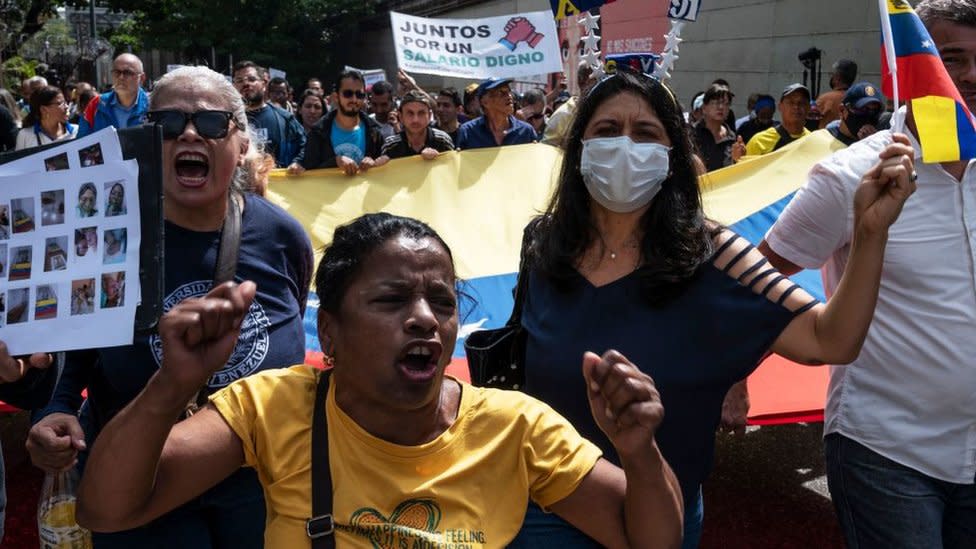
[214,194,242,284]
[183,194,242,415]
[505,217,543,327]
[307,369,335,547]
[772,124,797,151]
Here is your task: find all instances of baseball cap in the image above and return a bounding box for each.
[842,82,884,109]
[781,83,811,101]
[476,77,514,98]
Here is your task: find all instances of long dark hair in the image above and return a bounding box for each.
[23,85,62,127]
[534,71,716,305]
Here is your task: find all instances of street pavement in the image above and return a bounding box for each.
[700,422,844,548]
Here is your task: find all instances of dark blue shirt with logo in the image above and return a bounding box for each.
[38,192,312,439]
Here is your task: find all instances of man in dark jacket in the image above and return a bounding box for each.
[302,69,387,175]
[232,61,306,170]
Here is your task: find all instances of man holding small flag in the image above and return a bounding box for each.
[758,1,976,547]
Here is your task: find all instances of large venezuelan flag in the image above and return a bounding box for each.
[880,0,976,162]
[266,132,843,424]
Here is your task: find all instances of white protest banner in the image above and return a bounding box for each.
[390,10,563,79]
[345,65,388,88]
[268,67,287,80]
[668,0,702,21]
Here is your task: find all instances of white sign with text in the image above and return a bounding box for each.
[390,10,563,79]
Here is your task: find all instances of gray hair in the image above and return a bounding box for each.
[917,0,976,28]
[150,66,259,194]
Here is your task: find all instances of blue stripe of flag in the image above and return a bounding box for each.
[889,12,940,57]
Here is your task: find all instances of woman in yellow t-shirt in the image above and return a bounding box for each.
[75,213,684,549]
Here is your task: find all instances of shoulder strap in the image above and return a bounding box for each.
[307,369,335,547]
[506,217,543,326]
[183,195,243,415]
[772,124,796,151]
[213,194,242,284]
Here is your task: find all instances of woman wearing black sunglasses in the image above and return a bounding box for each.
[27,66,313,549]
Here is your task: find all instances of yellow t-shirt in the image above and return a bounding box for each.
[745,125,811,156]
[211,365,602,549]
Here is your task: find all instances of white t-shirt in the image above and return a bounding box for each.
[765,128,976,483]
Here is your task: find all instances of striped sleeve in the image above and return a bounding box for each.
[712,230,819,315]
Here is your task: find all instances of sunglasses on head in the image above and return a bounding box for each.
[341,89,367,99]
[147,110,238,140]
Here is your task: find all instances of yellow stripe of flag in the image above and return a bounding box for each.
[913,95,961,162]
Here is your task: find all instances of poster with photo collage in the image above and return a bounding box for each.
[0,130,141,354]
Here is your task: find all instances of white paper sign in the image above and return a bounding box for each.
[0,128,124,177]
[345,66,388,88]
[0,158,141,354]
[390,10,563,79]
[668,0,702,21]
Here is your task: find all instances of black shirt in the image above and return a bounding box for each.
[380,127,455,159]
[692,120,737,172]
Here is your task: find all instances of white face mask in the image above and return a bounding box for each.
[580,136,671,213]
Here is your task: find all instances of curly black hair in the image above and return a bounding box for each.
[314,213,456,315]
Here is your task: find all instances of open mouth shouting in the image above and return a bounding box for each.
[396,340,443,383]
[174,151,209,188]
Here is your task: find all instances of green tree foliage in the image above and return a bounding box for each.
[102,0,379,84]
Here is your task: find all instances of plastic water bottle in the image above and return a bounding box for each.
[37,470,93,549]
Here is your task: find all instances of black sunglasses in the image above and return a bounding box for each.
[146,110,238,140]
[341,89,367,99]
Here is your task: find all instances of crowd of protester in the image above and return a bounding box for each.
[0,0,973,548]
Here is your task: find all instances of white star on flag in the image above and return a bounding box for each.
[579,11,600,33]
[581,32,601,52]
[922,40,932,49]
[582,50,602,69]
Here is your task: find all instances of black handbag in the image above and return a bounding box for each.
[463,219,539,391]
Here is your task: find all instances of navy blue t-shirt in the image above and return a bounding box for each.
[521,232,816,507]
[41,193,313,433]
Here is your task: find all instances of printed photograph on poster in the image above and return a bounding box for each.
[44,236,69,272]
[102,228,126,265]
[76,182,98,218]
[34,284,58,320]
[44,152,70,172]
[11,197,35,234]
[104,181,126,216]
[0,292,5,327]
[9,245,32,281]
[100,271,125,309]
[71,278,95,315]
[7,287,29,324]
[73,227,98,263]
[0,204,9,239]
[41,190,65,226]
[0,242,6,278]
[79,143,105,167]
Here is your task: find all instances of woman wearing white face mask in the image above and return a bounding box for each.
[508,70,917,548]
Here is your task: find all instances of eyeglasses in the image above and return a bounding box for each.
[146,110,238,140]
[233,76,261,85]
[112,69,142,79]
[341,89,367,99]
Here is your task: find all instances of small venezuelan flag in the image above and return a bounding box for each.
[880,0,976,162]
